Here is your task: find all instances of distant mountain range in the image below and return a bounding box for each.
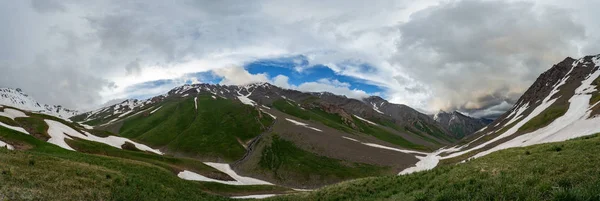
[432,110,492,138]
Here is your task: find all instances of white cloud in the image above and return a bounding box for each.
[213,66,270,86]
[269,75,370,100]
[0,0,598,117]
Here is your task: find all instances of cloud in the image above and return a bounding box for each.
[270,75,371,100]
[389,0,586,114]
[213,66,270,86]
[0,0,598,117]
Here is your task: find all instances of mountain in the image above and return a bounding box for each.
[263,54,600,200]
[0,88,78,118]
[385,54,600,175]
[69,82,458,188]
[433,110,490,138]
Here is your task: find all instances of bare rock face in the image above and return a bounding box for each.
[316,102,358,130]
[433,111,489,138]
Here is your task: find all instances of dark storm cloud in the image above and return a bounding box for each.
[393,0,586,116]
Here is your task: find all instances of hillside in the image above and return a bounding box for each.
[69,82,456,188]
[272,134,600,200]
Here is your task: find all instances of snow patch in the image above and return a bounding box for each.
[231,194,278,199]
[285,118,322,132]
[194,97,198,110]
[45,120,163,154]
[0,122,29,134]
[80,124,94,130]
[0,108,28,120]
[398,152,440,175]
[353,115,377,125]
[260,109,277,119]
[203,162,273,185]
[342,136,360,142]
[150,106,163,114]
[370,102,385,114]
[0,140,14,150]
[342,136,427,155]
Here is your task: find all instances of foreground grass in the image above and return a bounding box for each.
[273,134,600,201]
[0,122,291,200]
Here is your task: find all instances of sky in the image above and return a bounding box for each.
[0,0,599,119]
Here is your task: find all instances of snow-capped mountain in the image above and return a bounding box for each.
[0,88,78,118]
[73,82,457,144]
[400,54,600,175]
[433,110,490,138]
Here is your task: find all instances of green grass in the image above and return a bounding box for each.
[352,117,429,151]
[65,137,234,181]
[590,76,600,105]
[0,116,18,127]
[273,134,600,201]
[273,99,426,150]
[15,117,50,139]
[258,134,389,183]
[519,104,568,133]
[272,100,311,120]
[0,122,290,200]
[119,95,273,162]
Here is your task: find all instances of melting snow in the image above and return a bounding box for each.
[260,109,277,119]
[398,152,441,175]
[150,106,163,114]
[342,136,427,155]
[179,162,273,185]
[370,102,385,114]
[0,139,14,150]
[353,115,377,125]
[81,124,94,130]
[472,66,600,158]
[0,108,28,120]
[285,118,322,132]
[342,136,360,142]
[194,97,198,110]
[45,120,163,154]
[0,122,29,134]
[231,194,278,199]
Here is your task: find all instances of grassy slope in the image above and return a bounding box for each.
[119,95,273,162]
[257,134,389,185]
[273,134,600,201]
[272,99,427,151]
[591,75,600,105]
[0,123,292,200]
[519,104,568,133]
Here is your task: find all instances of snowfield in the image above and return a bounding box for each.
[178,162,273,186]
[150,106,162,114]
[0,122,29,135]
[353,115,378,125]
[44,120,163,154]
[0,139,14,150]
[231,194,278,199]
[341,136,427,155]
[0,108,28,120]
[285,118,322,132]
